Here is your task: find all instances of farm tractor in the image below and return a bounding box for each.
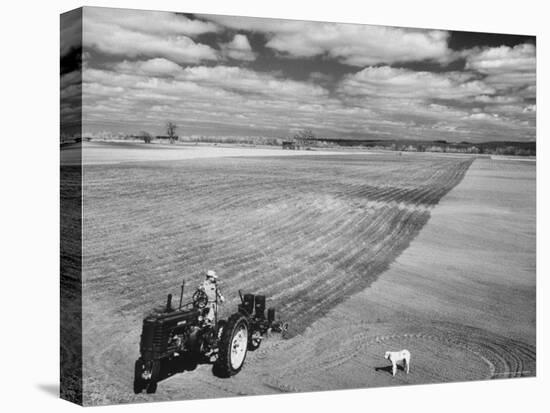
[133,280,287,394]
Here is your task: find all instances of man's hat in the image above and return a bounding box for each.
[206,270,218,279]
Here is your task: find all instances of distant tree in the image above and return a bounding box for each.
[293,129,317,149]
[293,129,316,142]
[138,130,153,143]
[166,121,177,144]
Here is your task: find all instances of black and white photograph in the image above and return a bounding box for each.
[58,5,539,407]
[4,0,550,411]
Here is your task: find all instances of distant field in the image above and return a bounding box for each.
[82,153,472,335]
[73,141,358,165]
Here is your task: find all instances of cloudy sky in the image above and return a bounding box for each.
[72,7,536,142]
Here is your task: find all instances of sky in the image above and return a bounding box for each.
[65,7,536,142]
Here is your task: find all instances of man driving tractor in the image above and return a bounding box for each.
[197,270,225,325]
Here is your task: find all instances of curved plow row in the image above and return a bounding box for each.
[83,154,474,335]
[260,322,535,393]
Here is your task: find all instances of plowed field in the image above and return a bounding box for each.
[79,144,532,405]
[83,154,472,334]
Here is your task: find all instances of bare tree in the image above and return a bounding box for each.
[294,129,316,141]
[166,122,177,144]
[138,130,153,144]
[293,129,316,148]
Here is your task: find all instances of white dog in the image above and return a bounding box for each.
[384,350,410,376]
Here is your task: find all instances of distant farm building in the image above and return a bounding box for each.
[282,140,300,150]
[156,135,179,142]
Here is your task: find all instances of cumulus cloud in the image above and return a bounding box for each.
[115,58,183,77]
[80,9,536,142]
[268,25,450,66]
[467,112,500,121]
[481,71,536,92]
[85,7,219,37]
[220,34,256,61]
[473,95,519,104]
[466,43,535,73]
[178,65,327,99]
[517,84,536,99]
[82,63,337,137]
[61,9,82,58]
[204,15,452,66]
[338,66,494,100]
[105,61,327,100]
[82,60,535,142]
[83,7,219,63]
[333,64,536,141]
[465,43,536,95]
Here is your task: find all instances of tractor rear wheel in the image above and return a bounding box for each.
[215,313,249,377]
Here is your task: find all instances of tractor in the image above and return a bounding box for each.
[133,280,285,394]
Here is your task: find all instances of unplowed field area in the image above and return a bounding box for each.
[77,144,534,405]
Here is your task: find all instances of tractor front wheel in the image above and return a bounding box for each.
[133,359,146,394]
[133,358,160,394]
[145,360,160,393]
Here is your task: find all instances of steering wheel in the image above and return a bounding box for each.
[192,289,209,309]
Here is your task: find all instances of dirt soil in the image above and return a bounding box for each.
[124,158,534,403]
[78,144,535,405]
